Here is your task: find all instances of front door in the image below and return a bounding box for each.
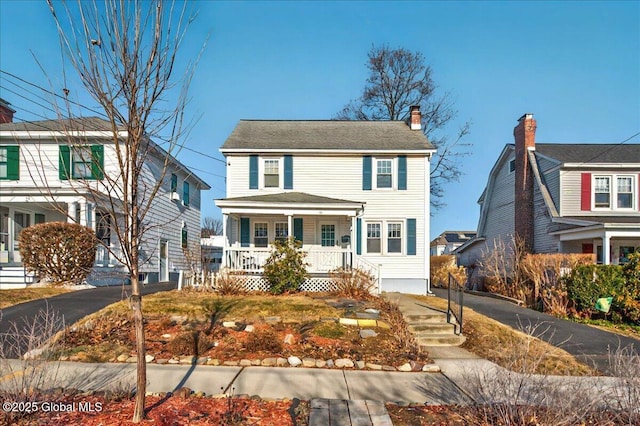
[159,240,169,281]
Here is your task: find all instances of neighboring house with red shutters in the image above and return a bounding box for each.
[456,113,640,268]
[215,106,436,294]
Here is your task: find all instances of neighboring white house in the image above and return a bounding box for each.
[201,235,224,273]
[456,113,640,269]
[430,231,476,256]
[0,99,210,287]
[215,106,436,294]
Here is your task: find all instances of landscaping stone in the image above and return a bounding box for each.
[335,358,354,368]
[207,359,221,366]
[239,359,252,366]
[397,362,412,372]
[59,356,69,362]
[156,359,169,365]
[126,356,137,363]
[223,360,239,366]
[264,316,281,324]
[145,355,155,363]
[355,360,366,369]
[339,317,358,326]
[422,364,441,373]
[244,324,254,333]
[261,357,277,367]
[197,357,208,365]
[315,359,327,368]
[382,365,396,371]
[179,356,195,364]
[116,354,129,362]
[410,361,424,371]
[359,329,378,339]
[302,358,316,367]
[251,359,262,366]
[161,333,171,339]
[356,312,379,319]
[364,308,380,315]
[170,315,187,324]
[168,358,180,364]
[222,321,237,328]
[325,359,335,368]
[194,391,206,398]
[283,333,295,345]
[366,362,382,370]
[276,357,288,367]
[320,317,339,322]
[288,356,302,367]
[173,387,192,399]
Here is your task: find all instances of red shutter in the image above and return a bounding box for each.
[582,243,593,254]
[580,173,591,211]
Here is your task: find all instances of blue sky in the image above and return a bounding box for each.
[1,1,639,240]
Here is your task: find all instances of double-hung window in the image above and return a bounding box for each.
[275,222,288,242]
[254,223,268,247]
[593,175,635,210]
[264,159,280,188]
[72,147,93,179]
[376,159,393,188]
[387,223,402,253]
[594,176,611,208]
[617,176,633,209]
[366,223,381,253]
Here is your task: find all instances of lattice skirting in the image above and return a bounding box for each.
[233,275,337,292]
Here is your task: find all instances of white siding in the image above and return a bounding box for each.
[533,181,558,253]
[481,156,515,249]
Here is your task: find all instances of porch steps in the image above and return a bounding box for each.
[0,266,36,289]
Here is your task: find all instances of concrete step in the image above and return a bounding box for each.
[418,334,466,347]
[404,313,448,323]
[409,323,457,335]
[0,266,37,284]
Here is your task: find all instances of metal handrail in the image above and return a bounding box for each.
[447,272,464,335]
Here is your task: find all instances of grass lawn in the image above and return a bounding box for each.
[0,287,72,309]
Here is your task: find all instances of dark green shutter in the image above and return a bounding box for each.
[249,155,258,189]
[398,155,407,190]
[34,213,45,224]
[284,155,293,189]
[59,145,71,180]
[183,182,190,206]
[362,156,372,190]
[293,218,303,243]
[6,146,19,180]
[170,174,177,192]
[240,218,250,247]
[90,145,104,179]
[407,218,416,255]
[181,227,188,248]
[356,218,362,255]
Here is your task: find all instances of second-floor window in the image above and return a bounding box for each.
[0,147,8,179]
[170,174,178,193]
[72,146,93,179]
[594,175,636,210]
[376,159,393,188]
[264,159,279,187]
[594,176,610,208]
[617,176,633,208]
[59,144,104,180]
[0,146,19,180]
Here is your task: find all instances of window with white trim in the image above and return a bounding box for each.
[376,159,393,188]
[72,146,93,179]
[509,159,516,173]
[264,159,280,188]
[254,223,268,247]
[387,223,402,253]
[275,222,288,242]
[367,223,381,253]
[0,147,7,178]
[594,175,636,210]
[321,224,335,247]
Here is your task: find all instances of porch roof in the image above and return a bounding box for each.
[215,192,364,215]
[549,216,640,239]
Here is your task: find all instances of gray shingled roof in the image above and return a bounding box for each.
[221,120,434,151]
[535,143,640,164]
[217,192,363,205]
[0,117,122,132]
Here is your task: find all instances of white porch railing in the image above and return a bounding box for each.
[95,245,122,267]
[225,247,353,273]
[355,256,382,293]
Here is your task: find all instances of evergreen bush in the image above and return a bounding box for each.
[263,237,309,294]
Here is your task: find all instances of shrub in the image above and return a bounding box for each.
[244,325,283,353]
[19,222,97,285]
[430,255,466,288]
[263,237,309,295]
[329,268,376,300]
[214,268,247,295]
[168,331,214,356]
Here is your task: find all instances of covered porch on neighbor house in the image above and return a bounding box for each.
[215,192,365,274]
[552,217,640,265]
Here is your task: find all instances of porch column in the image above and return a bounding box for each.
[221,214,228,268]
[287,214,293,239]
[603,232,611,265]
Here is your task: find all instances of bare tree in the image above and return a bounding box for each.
[336,45,471,209]
[201,216,223,237]
[45,0,203,422]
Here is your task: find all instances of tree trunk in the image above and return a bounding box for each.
[131,285,146,422]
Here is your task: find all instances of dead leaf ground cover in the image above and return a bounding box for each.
[0,287,71,309]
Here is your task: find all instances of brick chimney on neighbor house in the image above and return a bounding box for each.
[514,113,536,253]
[0,98,16,124]
[409,105,421,130]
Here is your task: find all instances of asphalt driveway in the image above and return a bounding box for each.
[432,288,639,373]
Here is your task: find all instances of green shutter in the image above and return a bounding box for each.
[90,145,104,179]
[183,182,190,206]
[398,155,407,190]
[362,156,372,190]
[35,213,45,224]
[181,227,188,248]
[284,155,293,189]
[249,155,258,189]
[240,218,250,247]
[293,218,303,243]
[171,174,177,192]
[356,218,362,255]
[407,218,416,255]
[6,146,19,180]
[59,145,71,180]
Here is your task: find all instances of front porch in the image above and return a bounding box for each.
[226,246,353,273]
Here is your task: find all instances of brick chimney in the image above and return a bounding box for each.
[0,98,16,124]
[514,113,536,253]
[409,105,421,130]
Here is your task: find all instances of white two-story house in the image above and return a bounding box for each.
[215,106,436,294]
[456,113,640,269]
[0,99,209,287]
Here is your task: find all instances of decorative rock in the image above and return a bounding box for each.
[359,329,378,339]
[339,318,358,326]
[117,354,129,362]
[315,359,327,368]
[145,355,155,363]
[283,334,295,345]
[422,364,441,373]
[366,363,382,370]
[325,359,335,368]
[180,356,196,364]
[356,312,379,319]
[251,359,262,366]
[264,316,281,324]
[162,334,172,339]
[382,365,396,371]
[156,359,169,365]
[410,361,424,371]
[170,315,187,324]
[207,359,221,366]
[320,317,339,322]
[197,357,208,365]
[288,356,302,367]
[59,355,70,362]
[355,360,366,369]
[335,358,354,368]
[398,363,412,372]
[261,357,277,367]
[168,358,180,364]
[173,387,192,398]
[222,321,237,328]
[194,391,206,398]
[376,321,391,329]
[276,357,288,367]
[239,359,253,366]
[244,325,255,333]
[302,358,316,367]
[125,356,137,363]
[364,308,380,315]
[223,360,239,366]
